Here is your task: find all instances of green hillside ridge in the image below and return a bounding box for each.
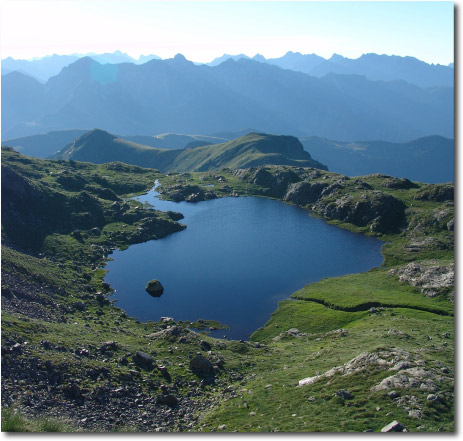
[52,129,327,172]
[1,148,453,432]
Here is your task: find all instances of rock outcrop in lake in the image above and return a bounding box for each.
[146,280,164,297]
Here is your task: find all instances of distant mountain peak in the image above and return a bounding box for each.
[252,54,266,62]
[329,53,345,62]
[77,128,116,142]
[169,53,194,66]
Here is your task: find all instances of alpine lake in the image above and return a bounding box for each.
[105,185,384,340]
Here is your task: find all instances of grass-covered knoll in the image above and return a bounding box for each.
[51,129,327,172]
[290,269,453,316]
[52,129,181,171]
[250,300,368,341]
[166,132,326,172]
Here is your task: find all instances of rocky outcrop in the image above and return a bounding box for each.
[414,184,454,202]
[189,353,213,375]
[250,167,301,198]
[283,181,328,205]
[371,367,445,392]
[312,190,406,233]
[383,177,418,189]
[146,326,198,344]
[161,184,217,202]
[404,237,447,253]
[388,261,454,298]
[298,348,418,387]
[233,166,302,198]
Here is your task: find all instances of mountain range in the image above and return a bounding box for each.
[209,52,453,88]
[49,129,326,172]
[2,50,453,88]
[1,51,160,83]
[2,55,453,141]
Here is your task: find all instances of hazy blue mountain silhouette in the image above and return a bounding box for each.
[1,54,80,82]
[210,52,453,88]
[309,53,453,88]
[300,135,454,183]
[208,53,251,66]
[2,55,453,141]
[1,51,161,82]
[257,51,326,74]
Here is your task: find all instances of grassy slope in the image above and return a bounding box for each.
[53,130,326,172]
[1,152,454,432]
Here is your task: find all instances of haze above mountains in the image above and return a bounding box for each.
[2,52,453,142]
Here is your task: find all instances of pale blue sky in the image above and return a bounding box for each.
[0,1,454,64]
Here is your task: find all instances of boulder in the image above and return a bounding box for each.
[335,389,353,399]
[381,421,407,432]
[156,393,178,406]
[99,341,118,352]
[190,353,213,375]
[146,280,164,297]
[133,351,155,368]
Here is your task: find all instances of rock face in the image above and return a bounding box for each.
[145,280,164,297]
[284,181,328,205]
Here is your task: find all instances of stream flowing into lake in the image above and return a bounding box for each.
[105,185,384,339]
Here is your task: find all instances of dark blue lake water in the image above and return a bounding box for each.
[105,186,383,340]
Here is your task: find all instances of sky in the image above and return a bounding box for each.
[0,0,455,65]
